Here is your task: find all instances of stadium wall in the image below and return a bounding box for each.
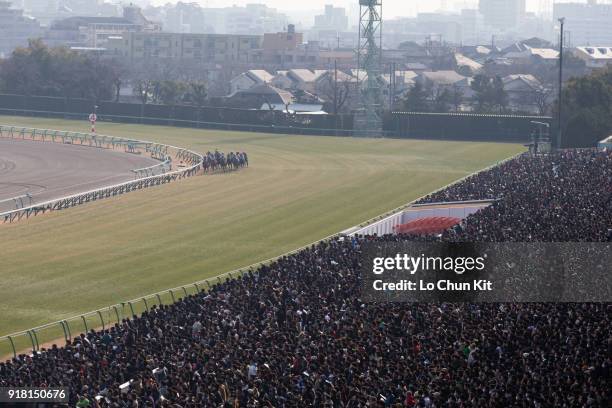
[343,200,492,236]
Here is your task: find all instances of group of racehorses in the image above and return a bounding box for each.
[201,150,248,173]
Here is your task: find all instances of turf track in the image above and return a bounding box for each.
[0,115,524,339]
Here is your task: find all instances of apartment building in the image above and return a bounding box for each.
[108,31,262,63]
[554,1,612,45]
[0,1,42,57]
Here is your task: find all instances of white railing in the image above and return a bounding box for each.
[0,125,203,223]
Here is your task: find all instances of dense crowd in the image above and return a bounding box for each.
[419,149,612,242]
[1,149,610,407]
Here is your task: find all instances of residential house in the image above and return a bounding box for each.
[270,71,293,89]
[229,70,275,94]
[313,69,361,113]
[285,69,326,93]
[504,46,559,64]
[502,74,549,114]
[454,53,483,76]
[459,45,495,62]
[381,70,418,99]
[574,46,612,69]
[225,83,295,109]
[419,71,471,92]
[417,70,474,110]
[404,62,429,73]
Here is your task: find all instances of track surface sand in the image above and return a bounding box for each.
[0,139,158,211]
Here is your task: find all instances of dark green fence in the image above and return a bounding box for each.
[386,111,553,142]
[0,94,552,141]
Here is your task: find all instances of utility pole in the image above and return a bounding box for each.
[388,61,396,110]
[557,17,564,150]
[334,59,338,115]
[389,63,393,110]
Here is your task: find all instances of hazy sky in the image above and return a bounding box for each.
[150,1,551,18]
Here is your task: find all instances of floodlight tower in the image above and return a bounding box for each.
[355,0,383,137]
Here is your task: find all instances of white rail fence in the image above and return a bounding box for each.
[0,125,203,223]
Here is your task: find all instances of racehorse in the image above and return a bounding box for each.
[202,150,248,173]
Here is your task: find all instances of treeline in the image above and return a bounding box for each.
[0,40,208,106]
[402,74,537,114]
[557,66,612,147]
[0,39,120,101]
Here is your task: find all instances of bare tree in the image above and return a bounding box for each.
[133,79,153,105]
[450,84,464,112]
[530,86,553,116]
[318,69,352,115]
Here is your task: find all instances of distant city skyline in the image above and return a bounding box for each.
[149,0,556,19]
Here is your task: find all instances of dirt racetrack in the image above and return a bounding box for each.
[0,138,158,212]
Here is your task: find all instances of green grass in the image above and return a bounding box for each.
[0,115,524,342]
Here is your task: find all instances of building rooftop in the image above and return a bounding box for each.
[421,70,467,85]
[576,46,612,60]
[231,83,295,107]
[502,74,542,89]
[529,48,560,60]
[247,69,275,83]
[51,16,137,29]
[288,69,320,83]
[454,53,483,72]
[405,62,428,70]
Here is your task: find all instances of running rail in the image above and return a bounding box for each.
[0,125,204,223]
[132,159,172,178]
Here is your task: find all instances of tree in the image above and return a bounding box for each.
[0,39,50,95]
[470,74,508,113]
[432,88,452,112]
[520,85,553,116]
[0,39,119,101]
[554,66,612,147]
[450,84,464,112]
[80,56,116,102]
[470,74,493,112]
[152,80,187,105]
[491,75,508,113]
[105,58,128,102]
[133,79,153,105]
[187,81,208,107]
[318,70,352,115]
[403,81,430,112]
[430,83,464,113]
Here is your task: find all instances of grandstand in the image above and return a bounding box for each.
[1,149,609,407]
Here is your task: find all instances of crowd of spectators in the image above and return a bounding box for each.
[0,149,610,407]
[418,149,612,241]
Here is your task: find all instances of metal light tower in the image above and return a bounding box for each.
[355,0,383,137]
